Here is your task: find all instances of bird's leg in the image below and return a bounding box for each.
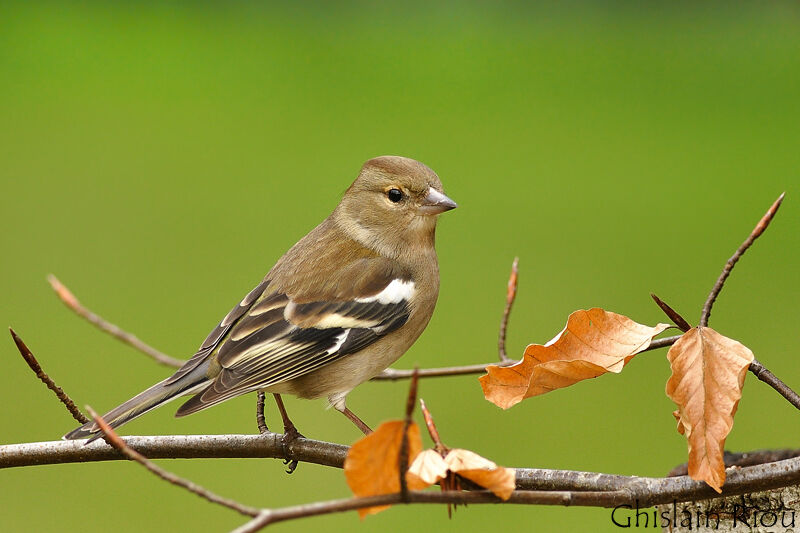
[272,393,303,473]
[336,405,373,435]
[255,391,269,434]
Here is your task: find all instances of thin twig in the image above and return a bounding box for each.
[87,407,261,518]
[375,335,684,381]
[650,294,691,332]
[374,362,515,380]
[256,392,268,434]
[689,193,800,409]
[232,455,800,533]
[399,369,419,500]
[419,399,446,455]
[498,257,519,362]
[231,490,629,533]
[48,275,185,368]
[749,358,800,410]
[668,448,800,477]
[700,192,785,327]
[647,335,682,351]
[9,328,88,424]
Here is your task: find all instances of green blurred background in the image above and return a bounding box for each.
[2,1,799,531]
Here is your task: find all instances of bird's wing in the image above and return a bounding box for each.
[164,279,271,385]
[174,261,414,416]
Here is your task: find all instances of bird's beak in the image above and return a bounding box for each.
[419,187,457,215]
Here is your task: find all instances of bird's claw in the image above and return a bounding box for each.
[281,426,304,474]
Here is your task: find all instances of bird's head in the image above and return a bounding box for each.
[335,156,457,258]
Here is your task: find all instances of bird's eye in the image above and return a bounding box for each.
[386,188,403,203]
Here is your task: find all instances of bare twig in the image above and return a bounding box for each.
[233,452,800,533]
[87,407,260,517]
[375,335,684,381]
[748,358,800,410]
[374,362,516,380]
[498,257,519,362]
[9,328,88,424]
[650,294,691,332]
[419,399,446,455]
[668,449,800,477]
[700,192,785,327]
[399,369,418,500]
[231,490,627,533]
[48,275,184,368]
[256,391,268,434]
[688,193,800,409]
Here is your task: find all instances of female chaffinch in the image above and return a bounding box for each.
[65,155,456,440]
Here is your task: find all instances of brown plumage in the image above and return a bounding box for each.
[65,156,456,440]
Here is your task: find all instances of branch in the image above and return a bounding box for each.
[0,434,349,470]
[668,449,800,477]
[236,451,800,532]
[9,328,87,424]
[700,192,784,327]
[231,490,629,532]
[498,257,519,362]
[87,407,260,518]
[420,399,446,454]
[683,193,800,410]
[398,369,418,499]
[375,335,685,381]
[650,294,691,332]
[48,275,184,368]
[5,434,800,507]
[748,358,800,410]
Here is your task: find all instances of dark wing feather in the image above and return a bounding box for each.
[165,279,270,385]
[175,276,412,417]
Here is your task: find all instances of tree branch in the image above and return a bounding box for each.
[0,434,348,470]
[374,335,685,381]
[748,358,800,410]
[87,407,261,518]
[48,274,184,368]
[700,192,784,327]
[9,328,87,424]
[498,257,519,362]
[4,434,800,511]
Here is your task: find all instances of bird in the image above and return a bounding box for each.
[64,155,456,442]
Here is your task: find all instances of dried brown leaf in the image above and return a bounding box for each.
[481,308,669,409]
[444,449,516,500]
[407,448,516,501]
[343,420,424,518]
[407,449,449,486]
[665,327,754,493]
[672,409,686,436]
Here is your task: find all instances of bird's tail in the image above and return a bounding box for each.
[63,370,209,442]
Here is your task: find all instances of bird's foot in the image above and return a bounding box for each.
[281,423,305,474]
